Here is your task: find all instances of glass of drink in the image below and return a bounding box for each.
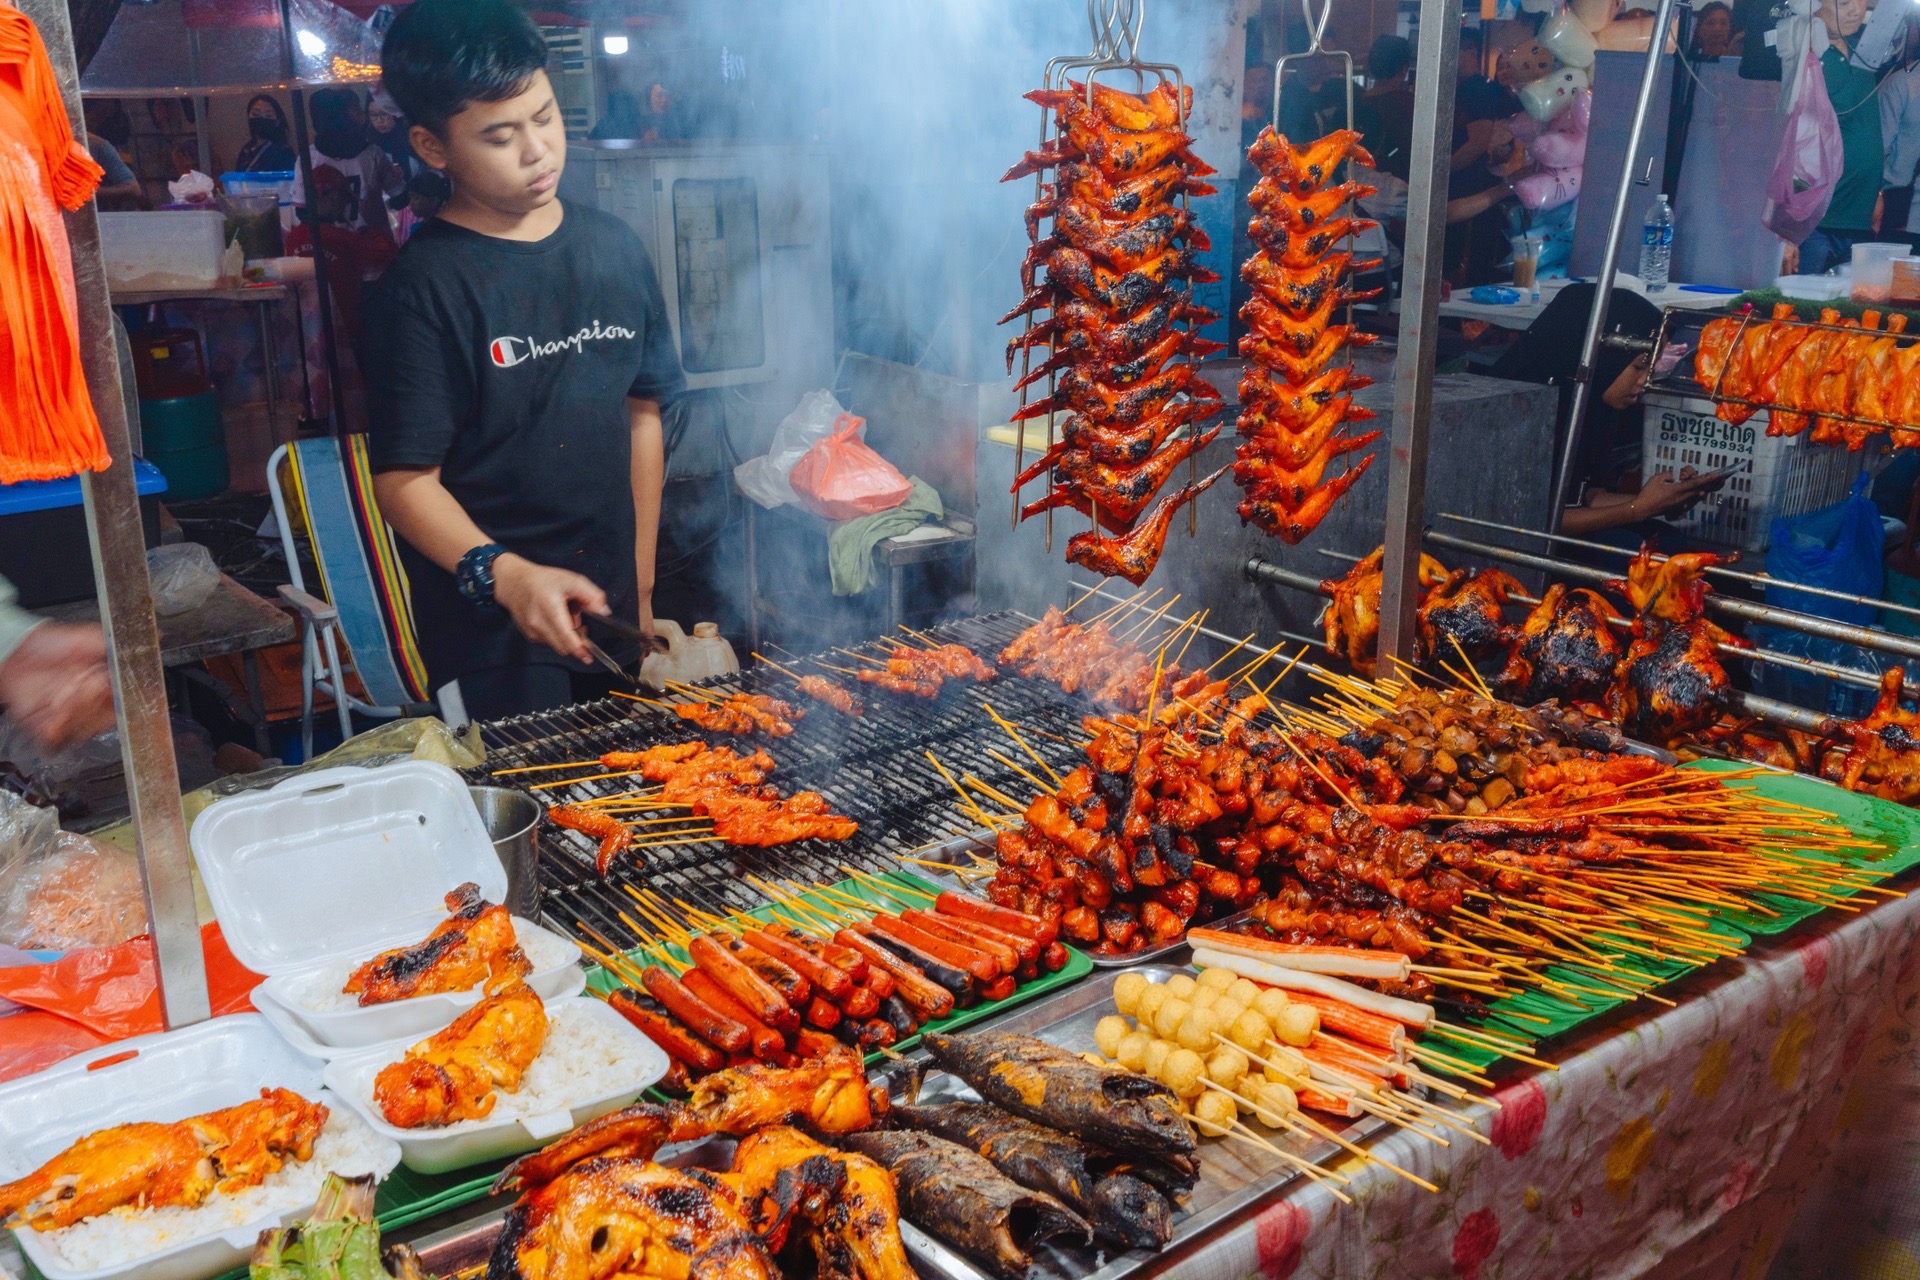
[1510,234,1540,297]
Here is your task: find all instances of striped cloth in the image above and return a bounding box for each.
[282,434,430,708]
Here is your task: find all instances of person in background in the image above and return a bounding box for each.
[1880,21,1920,249]
[394,168,450,243]
[366,0,684,719]
[639,82,684,142]
[1692,2,1744,58]
[234,95,296,173]
[0,577,114,754]
[1355,35,1415,182]
[85,130,143,210]
[368,86,423,195]
[301,86,405,243]
[1794,0,1886,273]
[1447,24,1539,283]
[1493,284,1722,541]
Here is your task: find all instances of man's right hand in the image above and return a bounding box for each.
[491,554,608,663]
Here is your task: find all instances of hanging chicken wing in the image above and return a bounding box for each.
[1065,467,1226,585]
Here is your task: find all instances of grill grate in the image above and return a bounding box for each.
[470,612,1110,951]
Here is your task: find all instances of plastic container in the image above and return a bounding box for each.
[640,619,740,690]
[1893,257,1920,306]
[189,761,583,1052]
[0,461,166,608]
[219,191,282,260]
[222,170,297,233]
[1850,241,1906,303]
[138,390,228,500]
[321,996,668,1173]
[0,1015,400,1280]
[97,210,228,292]
[1641,391,1868,553]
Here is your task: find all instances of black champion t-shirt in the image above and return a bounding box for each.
[363,202,684,686]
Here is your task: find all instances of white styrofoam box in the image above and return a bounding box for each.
[0,1016,399,1280]
[97,211,228,292]
[322,997,668,1174]
[190,761,581,1049]
[251,952,588,1059]
[1641,392,1867,553]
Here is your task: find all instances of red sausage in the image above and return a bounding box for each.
[723,935,812,1006]
[765,924,871,984]
[859,964,896,1000]
[660,1057,691,1092]
[1041,940,1070,972]
[689,934,798,1034]
[641,966,750,1054]
[744,927,855,1000]
[870,914,1000,983]
[835,929,955,1020]
[838,983,880,1018]
[805,995,842,1029]
[933,910,1042,966]
[980,972,1017,1003]
[937,891,1057,944]
[794,1028,843,1059]
[904,909,1018,975]
[681,968,786,1060]
[605,988,725,1071]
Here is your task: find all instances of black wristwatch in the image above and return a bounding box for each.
[456,543,509,607]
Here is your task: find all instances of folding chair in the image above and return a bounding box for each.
[267,435,441,758]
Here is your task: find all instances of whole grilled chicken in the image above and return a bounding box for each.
[730,1129,913,1280]
[1834,668,1920,802]
[0,1088,328,1232]
[346,882,529,1006]
[1415,568,1523,663]
[1496,584,1623,707]
[375,974,548,1129]
[487,1160,778,1280]
[1607,617,1734,746]
[1318,547,1449,676]
[1607,546,1731,625]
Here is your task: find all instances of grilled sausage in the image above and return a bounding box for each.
[869,914,1000,984]
[764,923,871,984]
[904,909,1019,974]
[604,988,725,1071]
[805,995,842,1029]
[681,968,786,1060]
[931,910,1042,966]
[743,927,855,1000]
[936,891,1058,944]
[855,925,977,1007]
[795,1027,844,1059]
[835,928,956,1020]
[688,934,798,1034]
[641,966,750,1054]
[1042,940,1071,972]
[724,935,812,1006]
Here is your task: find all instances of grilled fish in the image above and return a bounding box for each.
[891,1101,1174,1249]
[837,1130,1089,1279]
[920,1032,1196,1157]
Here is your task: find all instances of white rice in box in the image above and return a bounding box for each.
[361,1001,632,1128]
[21,1108,388,1273]
[291,920,576,1013]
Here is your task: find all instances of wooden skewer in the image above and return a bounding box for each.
[491,758,602,776]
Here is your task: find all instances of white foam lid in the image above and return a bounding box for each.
[189,761,508,977]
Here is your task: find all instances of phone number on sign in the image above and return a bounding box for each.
[1659,411,1755,453]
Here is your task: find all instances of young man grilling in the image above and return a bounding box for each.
[366,0,683,720]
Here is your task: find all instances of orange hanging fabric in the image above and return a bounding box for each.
[0,4,109,483]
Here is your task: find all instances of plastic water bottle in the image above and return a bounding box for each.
[1638,194,1673,291]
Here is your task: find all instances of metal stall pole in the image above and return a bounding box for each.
[24,0,211,1027]
[278,0,345,434]
[1374,0,1460,669]
[1547,0,1680,526]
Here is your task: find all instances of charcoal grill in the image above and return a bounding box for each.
[470,611,1148,951]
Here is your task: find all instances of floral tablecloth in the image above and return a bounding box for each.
[1161,885,1920,1280]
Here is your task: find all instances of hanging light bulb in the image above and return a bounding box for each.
[603,34,630,55]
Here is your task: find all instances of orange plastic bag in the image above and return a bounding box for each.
[0,922,261,1043]
[787,413,912,520]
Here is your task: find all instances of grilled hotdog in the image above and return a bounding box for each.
[641,965,751,1055]
[855,925,977,1006]
[725,935,812,1006]
[905,909,1019,975]
[870,914,1000,984]
[688,934,798,1034]
[744,927,856,1000]
[937,891,1058,945]
[605,988,725,1072]
[681,968,786,1060]
[836,928,957,1020]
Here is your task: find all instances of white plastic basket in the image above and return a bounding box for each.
[0,1016,399,1280]
[190,761,582,1051]
[1641,392,1867,553]
[97,211,227,292]
[321,996,668,1173]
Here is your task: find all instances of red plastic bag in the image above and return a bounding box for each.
[0,922,262,1042]
[787,413,912,520]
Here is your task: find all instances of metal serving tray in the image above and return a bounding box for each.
[865,964,1383,1280]
[411,964,1379,1280]
[902,830,1192,969]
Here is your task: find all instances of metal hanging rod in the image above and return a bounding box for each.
[1433,513,1920,623]
[1424,529,1920,664]
[1242,557,1836,731]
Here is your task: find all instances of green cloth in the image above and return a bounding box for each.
[0,574,43,670]
[1822,42,1884,234]
[826,478,943,596]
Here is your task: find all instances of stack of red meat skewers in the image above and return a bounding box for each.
[1001,78,1229,585]
[1235,127,1383,544]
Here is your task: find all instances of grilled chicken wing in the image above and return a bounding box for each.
[730,1128,913,1280]
[1247,127,1374,192]
[345,882,529,1006]
[1066,467,1227,585]
[1236,452,1376,544]
[374,975,549,1129]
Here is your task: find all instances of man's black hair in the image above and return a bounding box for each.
[1368,34,1413,82]
[381,0,549,136]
